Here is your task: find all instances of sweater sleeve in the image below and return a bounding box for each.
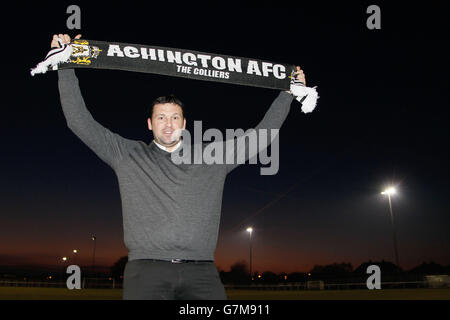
[225,91,294,174]
[58,69,136,167]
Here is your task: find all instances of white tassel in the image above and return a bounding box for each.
[30,38,73,76]
[290,83,319,113]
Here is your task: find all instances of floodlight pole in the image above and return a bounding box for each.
[387,194,400,268]
[249,231,253,281]
[246,227,253,281]
[91,236,97,276]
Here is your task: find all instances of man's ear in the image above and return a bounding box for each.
[147,117,153,131]
[182,118,186,130]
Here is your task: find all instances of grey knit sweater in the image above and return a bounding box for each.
[58,69,293,261]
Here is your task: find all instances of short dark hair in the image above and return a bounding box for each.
[150,94,185,119]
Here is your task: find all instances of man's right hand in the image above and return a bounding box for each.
[50,33,82,48]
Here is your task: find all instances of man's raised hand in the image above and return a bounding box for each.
[50,33,82,48]
[294,66,306,85]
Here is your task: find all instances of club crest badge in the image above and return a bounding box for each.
[70,39,102,65]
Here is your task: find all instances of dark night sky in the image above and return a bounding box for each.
[1,2,449,273]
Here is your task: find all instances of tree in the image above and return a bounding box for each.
[354,260,402,275]
[287,272,308,283]
[309,262,353,280]
[260,271,278,284]
[408,261,445,275]
[111,256,128,280]
[225,261,250,284]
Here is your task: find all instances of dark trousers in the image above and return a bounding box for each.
[123,259,227,300]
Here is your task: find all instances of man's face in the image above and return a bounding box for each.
[147,103,186,147]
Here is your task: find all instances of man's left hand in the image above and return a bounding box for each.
[294,66,306,85]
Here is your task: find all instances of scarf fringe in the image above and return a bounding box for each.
[30,39,73,76]
[290,83,319,113]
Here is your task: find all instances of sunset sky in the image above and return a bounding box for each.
[1,2,448,274]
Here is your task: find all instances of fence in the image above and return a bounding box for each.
[0,279,445,290]
[225,280,430,290]
[0,278,122,289]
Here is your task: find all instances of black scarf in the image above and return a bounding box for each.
[32,39,295,91]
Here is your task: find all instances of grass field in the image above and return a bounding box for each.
[0,287,449,300]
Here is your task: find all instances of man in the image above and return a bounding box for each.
[53,33,306,300]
